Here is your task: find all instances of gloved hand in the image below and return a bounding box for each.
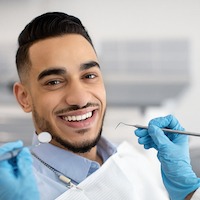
[135,115,200,200]
[0,140,39,200]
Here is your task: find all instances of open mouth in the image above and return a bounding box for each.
[61,111,93,122]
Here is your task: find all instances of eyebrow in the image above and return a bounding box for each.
[37,61,100,81]
[37,68,66,81]
[80,61,100,71]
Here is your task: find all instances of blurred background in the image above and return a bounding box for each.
[0,0,200,176]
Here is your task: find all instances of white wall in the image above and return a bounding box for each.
[1,0,200,146]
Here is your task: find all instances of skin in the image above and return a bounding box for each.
[185,192,195,200]
[14,34,106,164]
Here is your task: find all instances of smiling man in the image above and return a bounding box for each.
[1,12,170,200]
[15,16,106,152]
[16,34,106,158]
[13,13,108,198]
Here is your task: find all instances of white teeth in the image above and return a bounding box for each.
[68,116,72,121]
[64,111,93,122]
[72,116,76,121]
[77,115,82,121]
[81,114,86,120]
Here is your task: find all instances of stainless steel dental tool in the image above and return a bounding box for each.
[115,122,200,137]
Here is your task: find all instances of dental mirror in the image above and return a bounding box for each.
[37,132,52,144]
[0,132,52,161]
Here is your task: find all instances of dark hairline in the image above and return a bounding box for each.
[17,34,96,83]
[16,12,95,84]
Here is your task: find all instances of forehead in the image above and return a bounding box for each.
[29,34,97,69]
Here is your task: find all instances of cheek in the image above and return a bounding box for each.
[96,85,106,107]
[32,93,59,116]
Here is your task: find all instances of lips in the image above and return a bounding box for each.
[57,106,98,129]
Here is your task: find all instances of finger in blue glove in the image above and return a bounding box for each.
[147,116,200,200]
[0,141,39,200]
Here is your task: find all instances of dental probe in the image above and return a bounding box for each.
[115,122,200,137]
[0,132,52,162]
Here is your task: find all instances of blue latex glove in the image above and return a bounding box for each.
[135,115,200,200]
[0,141,39,200]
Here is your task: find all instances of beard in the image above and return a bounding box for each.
[32,104,105,153]
[53,128,102,153]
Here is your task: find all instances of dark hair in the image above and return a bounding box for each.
[16,12,94,82]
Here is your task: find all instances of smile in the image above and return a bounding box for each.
[62,111,93,122]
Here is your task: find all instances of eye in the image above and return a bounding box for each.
[46,80,61,85]
[84,73,97,79]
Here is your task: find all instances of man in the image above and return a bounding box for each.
[0,12,170,199]
[13,12,110,199]
[135,114,200,200]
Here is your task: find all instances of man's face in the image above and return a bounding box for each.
[21,34,106,153]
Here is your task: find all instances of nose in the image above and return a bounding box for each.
[65,81,90,108]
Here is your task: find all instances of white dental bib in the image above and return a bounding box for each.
[56,142,169,200]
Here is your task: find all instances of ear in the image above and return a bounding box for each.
[13,82,32,113]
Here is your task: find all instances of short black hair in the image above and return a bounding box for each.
[16,12,94,82]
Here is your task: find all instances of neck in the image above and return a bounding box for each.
[77,146,103,165]
[50,137,103,165]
